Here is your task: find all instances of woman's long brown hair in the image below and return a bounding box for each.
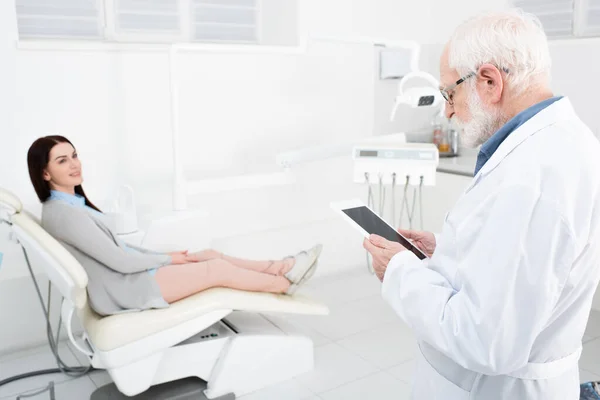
[27,135,101,212]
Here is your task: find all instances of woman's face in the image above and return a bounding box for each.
[43,142,83,192]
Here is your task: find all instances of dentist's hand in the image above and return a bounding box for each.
[363,235,406,282]
[398,229,436,257]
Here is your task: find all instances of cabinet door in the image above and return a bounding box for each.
[420,172,472,233]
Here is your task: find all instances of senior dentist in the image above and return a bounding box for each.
[363,9,600,400]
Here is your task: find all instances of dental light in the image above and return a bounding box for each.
[390,70,445,121]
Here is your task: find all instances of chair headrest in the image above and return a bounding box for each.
[0,188,23,215]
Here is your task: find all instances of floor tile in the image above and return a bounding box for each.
[287,295,399,341]
[0,343,83,399]
[337,322,417,369]
[88,370,113,388]
[319,372,411,400]
[0,344,54,364]
[584,335,595,344]
[261,313,332,347]
[238,378,314,400]
[295,343,377,394]
[586,310,600,339]
[1,376,96,400]
[298,268,383,306]
[580,368,600,384]
[580,338,600,375]
[387,359,416,384]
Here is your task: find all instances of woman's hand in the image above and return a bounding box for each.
[168,250,191,265]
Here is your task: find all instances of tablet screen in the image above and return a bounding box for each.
[342,206,427,260]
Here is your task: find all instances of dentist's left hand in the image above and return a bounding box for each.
[363,234,406,282]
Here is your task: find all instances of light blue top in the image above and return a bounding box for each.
[48,190,159,276]
[474,96,563,176]
[49,190,103,218]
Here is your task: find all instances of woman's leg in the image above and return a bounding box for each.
[155,258,291,303]
[221,254,294,275]
[191,249,294,276]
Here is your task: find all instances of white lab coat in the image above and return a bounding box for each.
[382,97,600,400]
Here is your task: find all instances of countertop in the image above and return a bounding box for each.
[436,152,477,177]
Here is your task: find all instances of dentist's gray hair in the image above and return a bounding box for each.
[448,8,552,95]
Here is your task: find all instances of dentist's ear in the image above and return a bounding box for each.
[476,63,504,104]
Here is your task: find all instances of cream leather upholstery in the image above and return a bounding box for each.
[80,288,328,351]
[13,212,89,308]
[0,187,23,214]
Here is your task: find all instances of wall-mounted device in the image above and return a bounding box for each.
[352,142,439,186]
[379,41,420,80]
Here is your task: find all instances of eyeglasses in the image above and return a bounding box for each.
[440,72,475,106]
[440,67,510,106]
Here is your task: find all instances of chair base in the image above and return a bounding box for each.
[90,377,235,400]
[93,313,315,398]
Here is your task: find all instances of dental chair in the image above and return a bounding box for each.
[0,188,329,399]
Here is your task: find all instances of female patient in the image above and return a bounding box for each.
[27,136,321,316]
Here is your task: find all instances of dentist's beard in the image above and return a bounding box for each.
[453,89,506,148]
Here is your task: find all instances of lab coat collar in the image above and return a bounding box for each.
[465,97,575,193]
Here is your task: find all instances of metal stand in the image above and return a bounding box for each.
[365,173,375,274]
[90,377,235,400]
[397,176,424,230]
[17,382,55,400]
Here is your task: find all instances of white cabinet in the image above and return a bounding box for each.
[421,172,472,233]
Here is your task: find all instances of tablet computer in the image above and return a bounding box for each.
[331,199,428,260]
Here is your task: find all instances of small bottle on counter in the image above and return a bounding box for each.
[438,132,450,153]
[432,115,444,149]
[448,127,459,156]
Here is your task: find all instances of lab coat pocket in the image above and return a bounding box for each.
[413,344,475,400]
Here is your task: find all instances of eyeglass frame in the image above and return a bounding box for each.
[439,72,476,106]
[440,67,510,106]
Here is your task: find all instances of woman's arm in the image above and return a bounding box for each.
[50,206,172,274]
[121,242,166,256]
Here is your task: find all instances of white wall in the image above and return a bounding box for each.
[423,0,600,138]
[305,0,432,42]
[0,0,435,354]
[0,0,17,193]
[547,38,600,137]
[261,0,299,46]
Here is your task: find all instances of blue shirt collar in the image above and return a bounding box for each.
[49,190,86,208]
[474,96,563,176]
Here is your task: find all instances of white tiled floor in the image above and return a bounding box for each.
[1,267,600,400]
